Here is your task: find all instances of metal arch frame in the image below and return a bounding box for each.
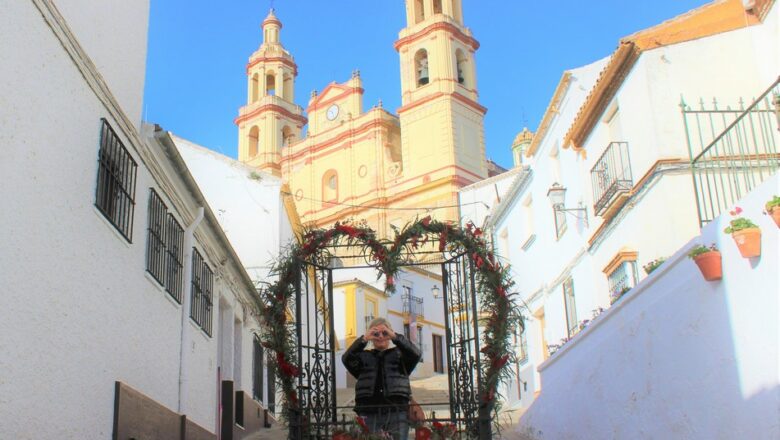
[289,248,491,440]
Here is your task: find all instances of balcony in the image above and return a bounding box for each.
[402,293,424,319]
[591,141,633,218]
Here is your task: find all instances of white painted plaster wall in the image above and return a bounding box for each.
[54,0,150,127]
[0,2,263,436]
[515,175,779,440]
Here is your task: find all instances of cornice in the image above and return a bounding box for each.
[394,21,479,52]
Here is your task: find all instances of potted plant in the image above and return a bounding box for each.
[688,243,722,281]
[765,195,780,228]
[724,207,761,258]
[643,257,666,275]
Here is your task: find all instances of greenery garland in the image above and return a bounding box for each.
[254,216,524,428]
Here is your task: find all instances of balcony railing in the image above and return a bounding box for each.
[682,77,780,227]
[402,293,424,318]
[591,141,633,217]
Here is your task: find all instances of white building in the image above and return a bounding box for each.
[0,1,286,438]
[480,0,779,414]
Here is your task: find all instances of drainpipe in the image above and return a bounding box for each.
[178,207,204,413]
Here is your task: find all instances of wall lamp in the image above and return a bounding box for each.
[547,182,588,227]
[431,285,440,299]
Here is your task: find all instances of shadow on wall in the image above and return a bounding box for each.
[510,176,779,440]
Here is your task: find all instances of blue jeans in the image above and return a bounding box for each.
[358,410,409,440]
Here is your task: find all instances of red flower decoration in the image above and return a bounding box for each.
[415,427,432,440]
[421,215,432,227]
[356,416,369,433]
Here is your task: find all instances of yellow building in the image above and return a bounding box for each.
[236,1,498,236]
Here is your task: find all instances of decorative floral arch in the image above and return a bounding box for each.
[255,216,523,425]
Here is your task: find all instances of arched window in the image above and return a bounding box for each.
[433,0,443,14]
[322,170,338,204]
[248,126,259,157]
[265,71,276,96]
[455,49,469,87]
[251,73,259,102]
[415,49,429,87]
[414,0,425,23]
[281,126,294,147]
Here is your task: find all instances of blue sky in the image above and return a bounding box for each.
[144,0,710,168]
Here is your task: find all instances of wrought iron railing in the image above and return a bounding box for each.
[682,77,780,227]
[402,294,424,318]
[591,141,633,216]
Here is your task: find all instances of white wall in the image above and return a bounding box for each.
[0,2,258,437]
[54,0,150,127]
[515,175,779,440]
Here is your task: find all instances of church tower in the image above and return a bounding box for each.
[395,0,488,219]
[236,9,306,176]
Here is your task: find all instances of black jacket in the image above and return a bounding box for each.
[342,334,422,400]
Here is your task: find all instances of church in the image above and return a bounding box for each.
[235,0,506,236]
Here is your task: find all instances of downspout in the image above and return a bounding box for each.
[178,207,204,413]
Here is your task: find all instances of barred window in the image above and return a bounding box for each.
[95,118,137,241]
[191,248,213,335]
[146,190,167,284]
[253,336,264,402]
[164,214,184,301]
[144,190,185,303]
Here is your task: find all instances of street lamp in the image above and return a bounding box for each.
[547,182,588,226]
[431,285,440,299]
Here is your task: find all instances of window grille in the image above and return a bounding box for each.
[144,189,185,303]
[95,118,137,241]
[517,329,529,365]
[164,214,184,301]
[253,336,264,402]
[563,278,578,338]
[146,190,167,285]
[190,248,213,335]
[607,260,638,297]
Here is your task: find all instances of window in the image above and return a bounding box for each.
[562,278,578,338]
[322,170,338,204]
[190,248,214,335]
[516,328,528,365]
[604,251,639,301]
[164,214,184,301]
[248,126,259,157]
[455,49,468,87]
[145,189,185,302]
[267,355,276,412]
[415,49,429,86]
[253,336,264,402]
[432,334,444,373]
[95,118,137,241]
[146,190,167,285]
[265,72,276,95]
[414,0,425,23]
[433,0,443,14]
[417,325,424,361]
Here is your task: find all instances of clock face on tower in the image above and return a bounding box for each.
[326,104,340,121]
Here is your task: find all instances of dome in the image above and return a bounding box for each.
[513,127,533,146]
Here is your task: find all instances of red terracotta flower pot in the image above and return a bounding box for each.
[693,251,722,281]
[770,207,780,229]
[333,433,354,440]
[731,228,761,258]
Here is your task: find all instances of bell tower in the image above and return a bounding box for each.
[395,0,487,219]
[236,9,306,176]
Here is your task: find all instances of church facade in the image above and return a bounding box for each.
[235,0,494,236]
